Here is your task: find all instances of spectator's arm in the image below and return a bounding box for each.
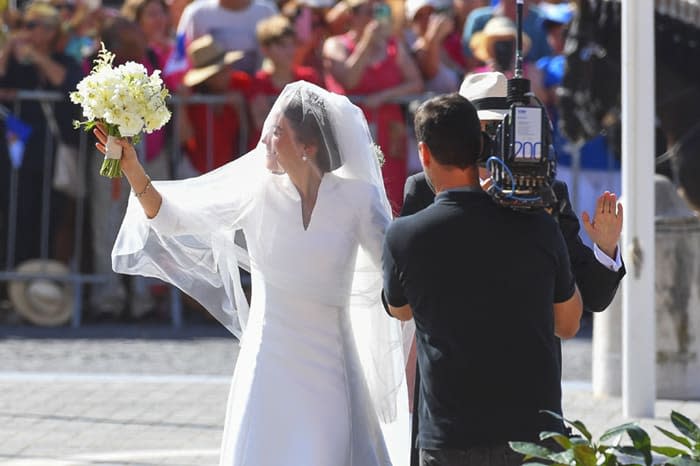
[0,34,18,78]
[413,14,453,80]
[325,2,351,36]
[323,23,382,89]
[31,52,67,87]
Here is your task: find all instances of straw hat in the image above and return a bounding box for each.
[469,16,531,63]
[23,1,61,27]
[182,35,244,88]
[459,71,509,120]
[8,259,73,326]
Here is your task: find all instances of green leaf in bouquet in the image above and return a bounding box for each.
[73,120,98,131]
[671,412,700,443]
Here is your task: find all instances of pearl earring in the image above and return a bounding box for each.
[302,152,308,161]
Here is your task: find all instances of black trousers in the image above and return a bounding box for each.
[419,446,524,466]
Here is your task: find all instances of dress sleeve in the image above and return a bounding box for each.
[141,151,262,236]
[111,151,265,337]
[357,182,392,268]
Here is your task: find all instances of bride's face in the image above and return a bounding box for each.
[265,115,301,173]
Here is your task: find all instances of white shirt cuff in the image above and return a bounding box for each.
[593,243,623,272]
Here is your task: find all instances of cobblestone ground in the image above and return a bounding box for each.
[0,322,698,466]
[0,325,238,376]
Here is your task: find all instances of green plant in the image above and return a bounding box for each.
[509,410,700,466]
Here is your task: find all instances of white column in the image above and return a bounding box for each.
[621,0,656,418]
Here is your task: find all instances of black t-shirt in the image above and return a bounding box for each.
[383,189,575,449]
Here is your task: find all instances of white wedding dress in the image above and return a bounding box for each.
[216,174,393,466]
[111,82,408,466]
[122,169,404,466]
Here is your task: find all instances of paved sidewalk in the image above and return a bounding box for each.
[0,325,698,465]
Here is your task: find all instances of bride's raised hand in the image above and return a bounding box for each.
[92,123,140,172]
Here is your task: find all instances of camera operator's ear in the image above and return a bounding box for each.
[417,141,432,168]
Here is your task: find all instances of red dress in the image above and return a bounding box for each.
[325,35,408,214]
[184,72,253,174]
[252,66,321,95]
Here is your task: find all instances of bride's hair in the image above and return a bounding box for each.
[283,91,342,173]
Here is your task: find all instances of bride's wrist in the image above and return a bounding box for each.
[119,156,139,173]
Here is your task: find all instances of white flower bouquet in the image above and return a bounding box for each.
[70,44,171,178]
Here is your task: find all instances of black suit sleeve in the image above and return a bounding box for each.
[400,173,436,217]
[554,181,626,312]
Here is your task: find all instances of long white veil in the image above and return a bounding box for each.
[112,81,407,426]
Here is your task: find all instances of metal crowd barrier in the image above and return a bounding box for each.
[0,88,609,327]
[0,90,260,328]
[0,90,100,327]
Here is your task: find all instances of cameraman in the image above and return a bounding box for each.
[383,92,583,466]
[404,72,625,312]
[400,73,624,465]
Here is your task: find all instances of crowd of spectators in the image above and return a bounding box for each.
[0,0,581,322]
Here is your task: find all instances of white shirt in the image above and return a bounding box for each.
[177,0,277,75]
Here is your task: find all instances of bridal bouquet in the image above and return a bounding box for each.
[70,44,171,178]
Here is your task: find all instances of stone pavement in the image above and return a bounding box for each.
[0,324,698,466]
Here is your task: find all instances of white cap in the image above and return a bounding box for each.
[405,0,450,20]
[459,72,509,120]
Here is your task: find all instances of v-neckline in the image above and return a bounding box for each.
[288,174,333,232]
[301,200,315,231]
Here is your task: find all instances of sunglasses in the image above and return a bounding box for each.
[22,20,44,29]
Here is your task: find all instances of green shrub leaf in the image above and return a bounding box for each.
[657,426,693,449]
[651,445,687,457]
[540,410,593,441]
[605,445,647,465]
[540,431,573,449]
[509,441,554,459]
[550,449,576,464]
[671,411,700,443]
[600,423,643,444]
[572,443,599,466]
[665,456,700,466]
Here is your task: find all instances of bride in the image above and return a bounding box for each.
[93,81,409,466]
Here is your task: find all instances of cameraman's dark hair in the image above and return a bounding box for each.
[414,93,481,169]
